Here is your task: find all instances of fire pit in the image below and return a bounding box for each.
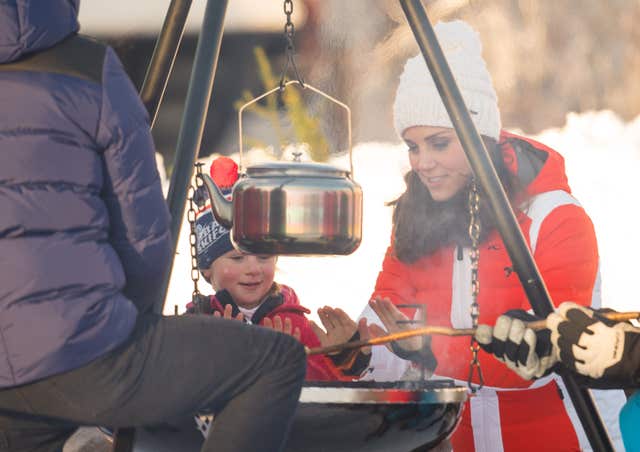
[130,379,466,451]
[284,380,466,452]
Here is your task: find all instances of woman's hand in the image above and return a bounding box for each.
[213,304,244,322]
[369,298,425,352]
[310,307,371,354]
[263,316,302,342]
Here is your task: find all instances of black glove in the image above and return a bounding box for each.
[547,302,640,388]
[326,331,372,376]
[475,309,557,380]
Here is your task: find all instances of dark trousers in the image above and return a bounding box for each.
[0,314,307,452]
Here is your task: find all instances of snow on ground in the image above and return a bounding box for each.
[164,110,640,319]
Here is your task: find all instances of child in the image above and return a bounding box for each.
[187,157,344,382]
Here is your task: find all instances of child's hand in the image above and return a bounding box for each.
[263,316,302,342]
[213,304,244,322]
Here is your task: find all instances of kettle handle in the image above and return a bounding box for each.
[238,80,354,178]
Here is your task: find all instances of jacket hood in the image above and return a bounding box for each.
[500,130,571,198]
[0,0,80,63]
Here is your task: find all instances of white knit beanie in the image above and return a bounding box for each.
[393,20,501,141]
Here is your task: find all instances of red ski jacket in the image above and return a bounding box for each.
[368,131,600,451]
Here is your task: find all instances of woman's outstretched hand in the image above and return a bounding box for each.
[368,298,438,371]
[368,298,425,352]
[310,307,371,354]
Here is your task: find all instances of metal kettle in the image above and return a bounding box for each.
[200,81,363,255]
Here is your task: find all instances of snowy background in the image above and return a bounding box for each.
[163,110,640,322]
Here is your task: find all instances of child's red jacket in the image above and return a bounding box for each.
[187,284,345,381]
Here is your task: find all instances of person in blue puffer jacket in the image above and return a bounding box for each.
[0,2,306,451]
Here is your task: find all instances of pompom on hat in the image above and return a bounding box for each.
[393,20,501,141]
[195,157,239,270]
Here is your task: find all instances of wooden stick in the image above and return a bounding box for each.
[306,326,473,356]
[305,311,640,356]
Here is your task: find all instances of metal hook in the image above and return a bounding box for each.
[278,0,304,89]
[238,80,353,176]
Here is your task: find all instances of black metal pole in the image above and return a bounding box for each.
[398,1,613,451]
[156,0,229,314]
[140,0,193,128]
[113,2,227,451]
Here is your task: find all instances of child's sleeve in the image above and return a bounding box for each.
[297,314,363,381]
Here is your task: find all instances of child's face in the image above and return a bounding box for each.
[204,250,277,308]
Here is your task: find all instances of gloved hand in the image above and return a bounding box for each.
[547,302,640,388]
[475,310,557,380]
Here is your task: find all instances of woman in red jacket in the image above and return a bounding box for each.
[317,20,606,451]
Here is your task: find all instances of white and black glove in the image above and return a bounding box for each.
[547,302,640,389]
[475,310,557,380]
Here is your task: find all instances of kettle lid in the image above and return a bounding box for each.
[245,161,349,178]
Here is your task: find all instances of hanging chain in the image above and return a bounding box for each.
[279,0,304,89]
[467,178,484,392]
[188,163,205,306]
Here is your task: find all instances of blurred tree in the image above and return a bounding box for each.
[107,0,640,165]
[298,0,640,138]
[234,46,331,161]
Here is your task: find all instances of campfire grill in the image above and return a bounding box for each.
[129,380,466,452]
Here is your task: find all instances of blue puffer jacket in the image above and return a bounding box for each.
[0,1,172,387]
[620,391,640,452]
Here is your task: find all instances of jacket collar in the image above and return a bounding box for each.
[211,284,308,324]
[500,130,571,197]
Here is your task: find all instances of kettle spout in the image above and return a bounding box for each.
[200,173,233,229]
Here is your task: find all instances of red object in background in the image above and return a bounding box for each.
[210,156,239,190]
